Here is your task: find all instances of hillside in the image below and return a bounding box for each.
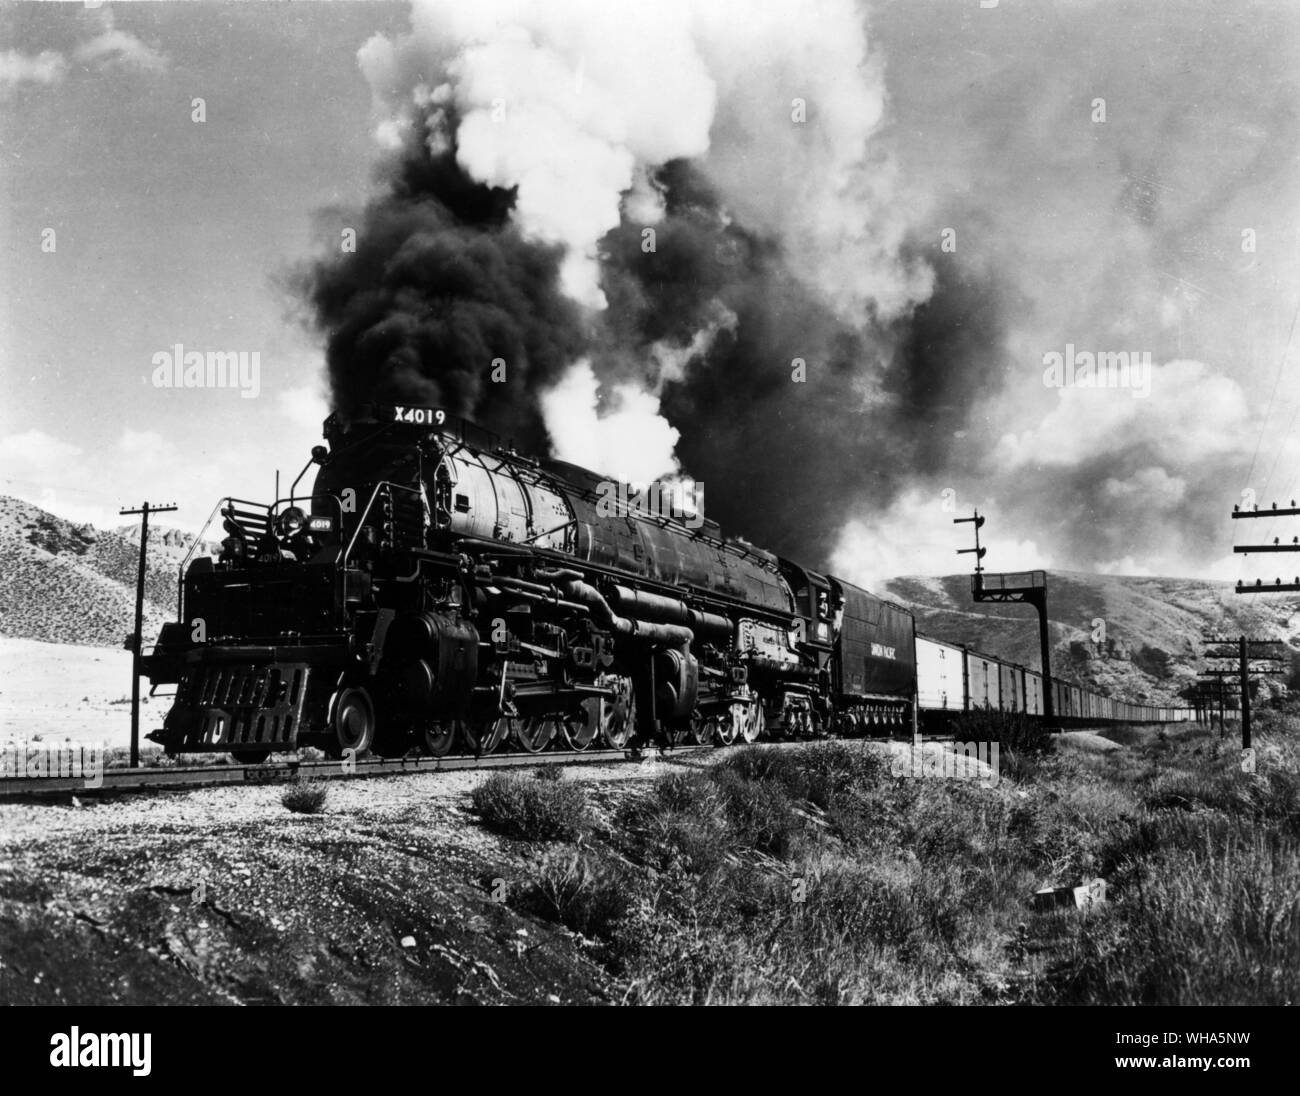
[885,571,1300,706]
[0,495,216,648]
[5,494,1300,708]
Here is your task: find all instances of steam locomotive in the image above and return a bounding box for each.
[142,404,1191,760]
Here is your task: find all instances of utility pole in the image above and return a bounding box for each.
[1229,496,1300,763]
[120,502,177,767]
[1193,678,1229,735]
[1197,680,1225,733]
[1240,636,1251,751]
[1232,499,1300,592]
[1200,633,1284,757]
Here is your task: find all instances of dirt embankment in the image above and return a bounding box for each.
[0,762,671,1006]
[0,738,1004,1006]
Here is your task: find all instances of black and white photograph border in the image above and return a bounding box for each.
[0,0,1296,1054]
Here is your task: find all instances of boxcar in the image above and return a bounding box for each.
[966,651,1001,710]
[998,662,1024,712]
[916,634,964,711]
[1025,671,1044,716]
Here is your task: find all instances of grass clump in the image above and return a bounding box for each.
[471,770,591,841]
[486,722,1300,1004]
[1046,823,1300,1004]
[550,724,1300,1003]
[523,852,633,939]
[959,707,1055,755]
[281,774,328,814]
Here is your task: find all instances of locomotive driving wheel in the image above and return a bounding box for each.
[715,709,739,746]
[559,711,598,751]
[783,705,812,739]
[581,674,636,749]
[516,714,560,753]
[687,710,711,746]
[418,719,458,757]
[738,700,765,743]
[330,686,376,758]
[464,716,511,754]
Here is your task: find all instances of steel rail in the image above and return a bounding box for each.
[0,744,716,800]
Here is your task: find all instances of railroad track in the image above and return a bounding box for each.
[0,744,722,801]
[0,732,955,802]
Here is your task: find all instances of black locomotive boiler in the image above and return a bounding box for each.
[142,404,917,759]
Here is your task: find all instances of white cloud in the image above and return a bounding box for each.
[0,50,68,93]
[276,386,331,433]
[118,429,171,459]
[0,15,167,96]
[0,427,229,537]
[996,359,1251,470]
[1100,466,1186,507]
[1100,551,1251,584]
[1095,556,1157,578]
[0,429,83,468]
[830,487,1053,593]
[0,430,104,527]
[73,28,169,75]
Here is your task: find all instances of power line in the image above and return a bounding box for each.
[1244,295,1299,491]
[1248,296,1300,541]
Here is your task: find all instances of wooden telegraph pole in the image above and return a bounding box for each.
[120,502,177,767]
[1229,498,1300,765]
[1201,634,1285,756]
[1232,500,1300,594]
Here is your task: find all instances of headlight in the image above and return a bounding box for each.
[275,506,307,537]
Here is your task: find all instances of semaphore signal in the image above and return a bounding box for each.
[954,510,1055,724]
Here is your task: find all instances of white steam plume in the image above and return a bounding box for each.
[357,0,933,488]
[538,361,680,484]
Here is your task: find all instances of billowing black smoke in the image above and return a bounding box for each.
[881,245,1020,477]
[300,140,1011,570]
[594,163,1013,567]
[297,112,588,453]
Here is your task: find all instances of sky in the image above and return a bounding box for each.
[1,1,400,526]
[2,0,1298,590]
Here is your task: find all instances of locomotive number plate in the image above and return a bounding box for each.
[393,405,446,426]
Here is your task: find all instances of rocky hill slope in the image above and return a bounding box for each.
[885,571,1300,705]
[0,495,216,648]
